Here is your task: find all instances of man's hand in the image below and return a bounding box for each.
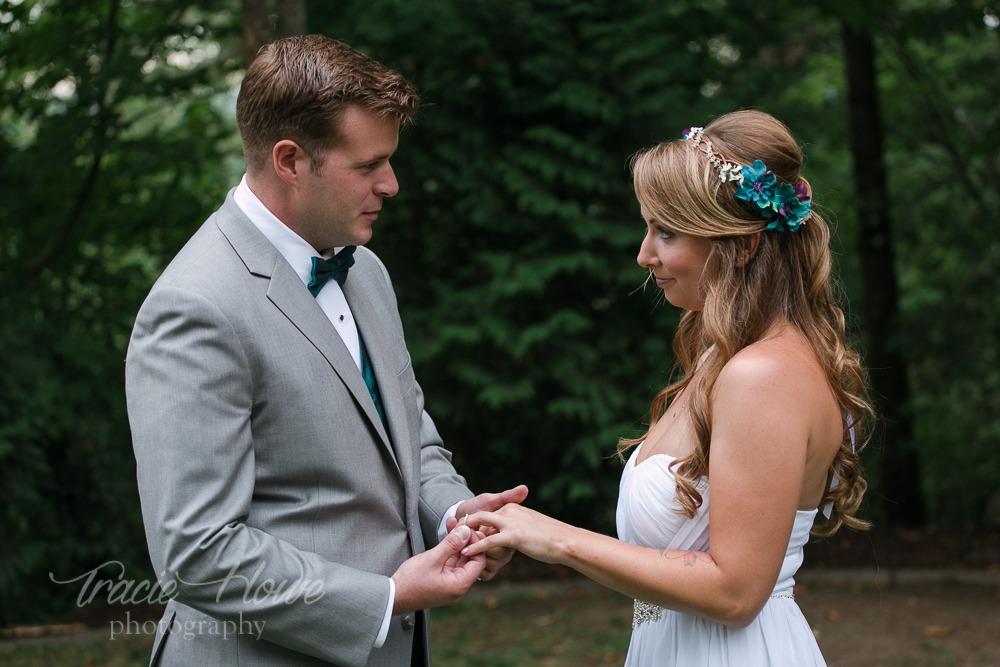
[391,525,485,614]
[448,485,528,581]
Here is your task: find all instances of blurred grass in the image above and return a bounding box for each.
[431,583,633,667]
[0,583,633,667]
[0,632,155,667]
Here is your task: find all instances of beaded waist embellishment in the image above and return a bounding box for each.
[632,600,663,628]
[632,593,796,629]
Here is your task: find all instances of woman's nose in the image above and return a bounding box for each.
[637,231,658,268]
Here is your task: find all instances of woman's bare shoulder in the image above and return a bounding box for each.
[715,329,824,407]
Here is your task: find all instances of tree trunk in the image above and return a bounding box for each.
[242,0,307,66]
[276,0,307,38]
[842,21,926,526]
[242,0,271,66]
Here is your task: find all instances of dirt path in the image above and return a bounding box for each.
[798,579,1000,666]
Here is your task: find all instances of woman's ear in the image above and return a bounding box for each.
[735,232,762,267]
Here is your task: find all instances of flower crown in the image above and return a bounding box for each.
[681,127,812,232]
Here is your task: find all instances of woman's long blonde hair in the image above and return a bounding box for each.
[620,110,870,537]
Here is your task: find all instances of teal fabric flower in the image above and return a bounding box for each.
[732,160,811,232]
[735,160,776,205]
[761,183,811,232]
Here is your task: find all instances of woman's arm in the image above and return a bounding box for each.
[465,345,820,628]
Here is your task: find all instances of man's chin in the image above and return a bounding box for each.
[328,230,372,249]
[350,223,374,247]
[351,230,373,247]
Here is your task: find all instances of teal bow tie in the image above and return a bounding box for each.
[308,246,356,296]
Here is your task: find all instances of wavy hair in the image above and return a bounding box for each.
[619,110,871,537]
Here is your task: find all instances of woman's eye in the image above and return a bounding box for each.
[657,227,672,240]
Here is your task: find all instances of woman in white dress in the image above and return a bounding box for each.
[463,110,871,666]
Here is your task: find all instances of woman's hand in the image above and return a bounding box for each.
[448,485,529,581]
[462,504,572,565]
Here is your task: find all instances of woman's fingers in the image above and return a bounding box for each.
[461,531,510,557]
[465,510,503,533]
[463,506,534,557]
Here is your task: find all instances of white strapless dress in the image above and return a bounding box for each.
[616,443,826,666]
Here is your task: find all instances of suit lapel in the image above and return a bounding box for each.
[214,193,399,474]
[343,270,414,491]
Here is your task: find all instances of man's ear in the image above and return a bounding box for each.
[736,231,762,267]
[272,140,308,187]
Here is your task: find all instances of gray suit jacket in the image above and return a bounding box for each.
[126,191,473,666]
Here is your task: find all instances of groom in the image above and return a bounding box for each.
[125,35,526,667]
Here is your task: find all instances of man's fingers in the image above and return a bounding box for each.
[498,484,529,506]
[478,485,529,513]
[436,524,472,562]
[479,546,515,580]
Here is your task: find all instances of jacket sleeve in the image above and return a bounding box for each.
[364,249,475,546]
[413,379,475,547]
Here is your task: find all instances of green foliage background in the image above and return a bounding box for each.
[1,0,998,623]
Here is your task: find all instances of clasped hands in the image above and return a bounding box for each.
[462,501,568,565]
[390,485,529,614]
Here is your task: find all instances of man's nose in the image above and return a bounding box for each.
[376,164,399,198]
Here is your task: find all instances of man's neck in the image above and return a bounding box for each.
[245,172,322,252]
[245,172,288,224]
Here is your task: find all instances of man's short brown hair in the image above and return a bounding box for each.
[236,35,420,174]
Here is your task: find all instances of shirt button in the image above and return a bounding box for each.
[402,614,415,630]
[339,314,344,321]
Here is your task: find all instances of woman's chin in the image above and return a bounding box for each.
[663,294,704,312]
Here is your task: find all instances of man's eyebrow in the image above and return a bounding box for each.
[355,152,393,164]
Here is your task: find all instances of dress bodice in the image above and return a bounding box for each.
[616,443,817,596]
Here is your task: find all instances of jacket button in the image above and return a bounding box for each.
[402,614,415,631]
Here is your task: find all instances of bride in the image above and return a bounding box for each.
[463,110,870,666]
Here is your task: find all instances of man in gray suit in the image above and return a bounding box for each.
[126,35,527,666]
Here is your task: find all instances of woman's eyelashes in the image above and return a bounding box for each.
[643,218,674,241]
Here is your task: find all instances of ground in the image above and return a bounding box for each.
[2,525,998,666]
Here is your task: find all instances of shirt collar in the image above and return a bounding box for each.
[233,174,344,288]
